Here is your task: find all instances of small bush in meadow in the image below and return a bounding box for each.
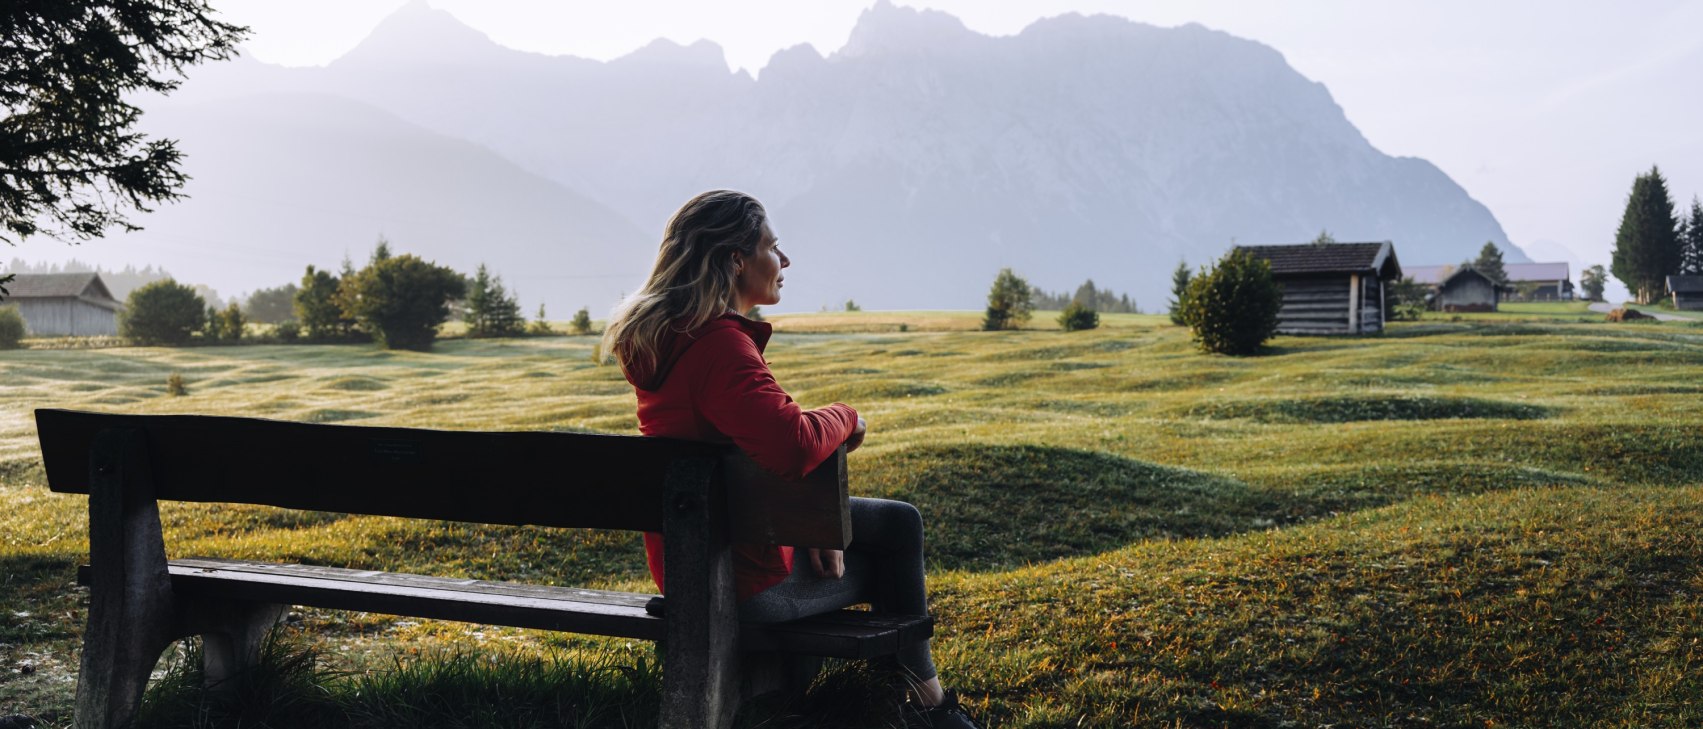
[570,306,594,335]
[166,373,188,396]
[1178,249,1282,355]
[0,306,25,349]
[1057,301,1099,331]
[275,320,302,342]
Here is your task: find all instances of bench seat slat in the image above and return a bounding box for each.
[84,559,932,659]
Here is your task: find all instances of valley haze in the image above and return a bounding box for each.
[23,1,1529,315]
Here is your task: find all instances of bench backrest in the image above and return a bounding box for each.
[35,408,850,548]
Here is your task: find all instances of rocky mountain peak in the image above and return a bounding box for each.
[839,0,976,58]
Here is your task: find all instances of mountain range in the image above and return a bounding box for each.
[89,0,1524,313]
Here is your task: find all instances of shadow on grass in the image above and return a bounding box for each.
[857,445,1291,572]
[855,444,1613,573]
[1184,394,1554,423]
[133,629,913,729]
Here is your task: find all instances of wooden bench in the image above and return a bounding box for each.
[35,408,932,729]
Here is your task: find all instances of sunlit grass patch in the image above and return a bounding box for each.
[3,314,1702,725]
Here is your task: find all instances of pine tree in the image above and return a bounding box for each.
[0,1,246,299]
[1681,196,1703,276]
[1473,242,1509,288]
[1611,166,1683,304]
[981,268,1033,331]
[463,264,525,338]
[1168,260,1191,325]
[528,303,553,335]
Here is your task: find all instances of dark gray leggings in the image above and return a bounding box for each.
[738,497,937,682]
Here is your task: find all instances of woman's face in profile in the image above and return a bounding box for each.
[737,225,790,308]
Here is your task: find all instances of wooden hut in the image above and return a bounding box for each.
[1236,241,1402,335]
[1504,262,1574,301]
[1668,275,1703,311]
[1432,266,1499,312]
[7,273,122,336]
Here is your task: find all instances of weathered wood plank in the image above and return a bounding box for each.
[35,410,849,549]
[75,559,929,658]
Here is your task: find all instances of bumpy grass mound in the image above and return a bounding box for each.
[855,444,1279,571]
[1186,394,1553,423]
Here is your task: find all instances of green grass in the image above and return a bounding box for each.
[3,315,1702,727]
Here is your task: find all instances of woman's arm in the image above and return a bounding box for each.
[691,328,859,479]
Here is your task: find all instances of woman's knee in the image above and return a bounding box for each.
[852,497,924,550]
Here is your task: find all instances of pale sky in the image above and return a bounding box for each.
[214,0,1703,293]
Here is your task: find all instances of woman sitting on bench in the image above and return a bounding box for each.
[601,190,980,728]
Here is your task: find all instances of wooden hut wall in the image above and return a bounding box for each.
[14,298,119,336]
[1274,274,1352,335]
[1438,275,1497,310]
[1677,292,1703,311]
[1357,274,1385,334]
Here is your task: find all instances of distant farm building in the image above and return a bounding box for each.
[1405,265,1500,312]
[1669,275,1703,311]
[7,273,123,336]
[1504,262,1574,301]
[1236,241,1402,335]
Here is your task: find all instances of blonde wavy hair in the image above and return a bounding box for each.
[601,190,769,378]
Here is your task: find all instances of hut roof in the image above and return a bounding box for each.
[7,273,121,309]
[1235,241,1402,280]
[1440,266,1496,288]
[1668,275,1703,294]
[1505,262,1570,282]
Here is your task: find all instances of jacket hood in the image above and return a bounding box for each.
[624,312,772,391]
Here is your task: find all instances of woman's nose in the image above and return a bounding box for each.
[780,251,790,268]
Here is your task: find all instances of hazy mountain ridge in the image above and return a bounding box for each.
[133,0,1520,310]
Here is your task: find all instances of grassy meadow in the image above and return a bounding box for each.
[3,306,1703,727]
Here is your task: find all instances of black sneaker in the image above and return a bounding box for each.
[908,691,982,729]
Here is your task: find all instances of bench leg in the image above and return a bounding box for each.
[75,428,176,729]
[178,598,285,692]
[660,457,740,729]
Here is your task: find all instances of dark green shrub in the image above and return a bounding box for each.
[275,320,301,342]
[120,279,206,346]
[294,265,356,341]
[218,302,245,341]
[166,372,187,396]
[1178,249,1282,355]
[982,268,1032,331]
[0,306,25,349]
[1058,301,1099,331]
[570,306,593,335]
[338,252,465,351]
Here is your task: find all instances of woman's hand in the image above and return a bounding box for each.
[844,416,867,454]
[809,548,845,579]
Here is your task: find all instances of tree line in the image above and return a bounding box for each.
[116,239,594,349]
[1610,166,1703,304]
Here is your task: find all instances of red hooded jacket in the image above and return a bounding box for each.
[624,312,859,600]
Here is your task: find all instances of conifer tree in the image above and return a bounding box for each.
[463,263,525,338]
[1611,166,1682,304]
[1681,196,1703,276]
[1473,242,1509,288]
[982,268,1033,331]
[528,303,553,335]
[1168,260,1191,325]
[570,306,594,335]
